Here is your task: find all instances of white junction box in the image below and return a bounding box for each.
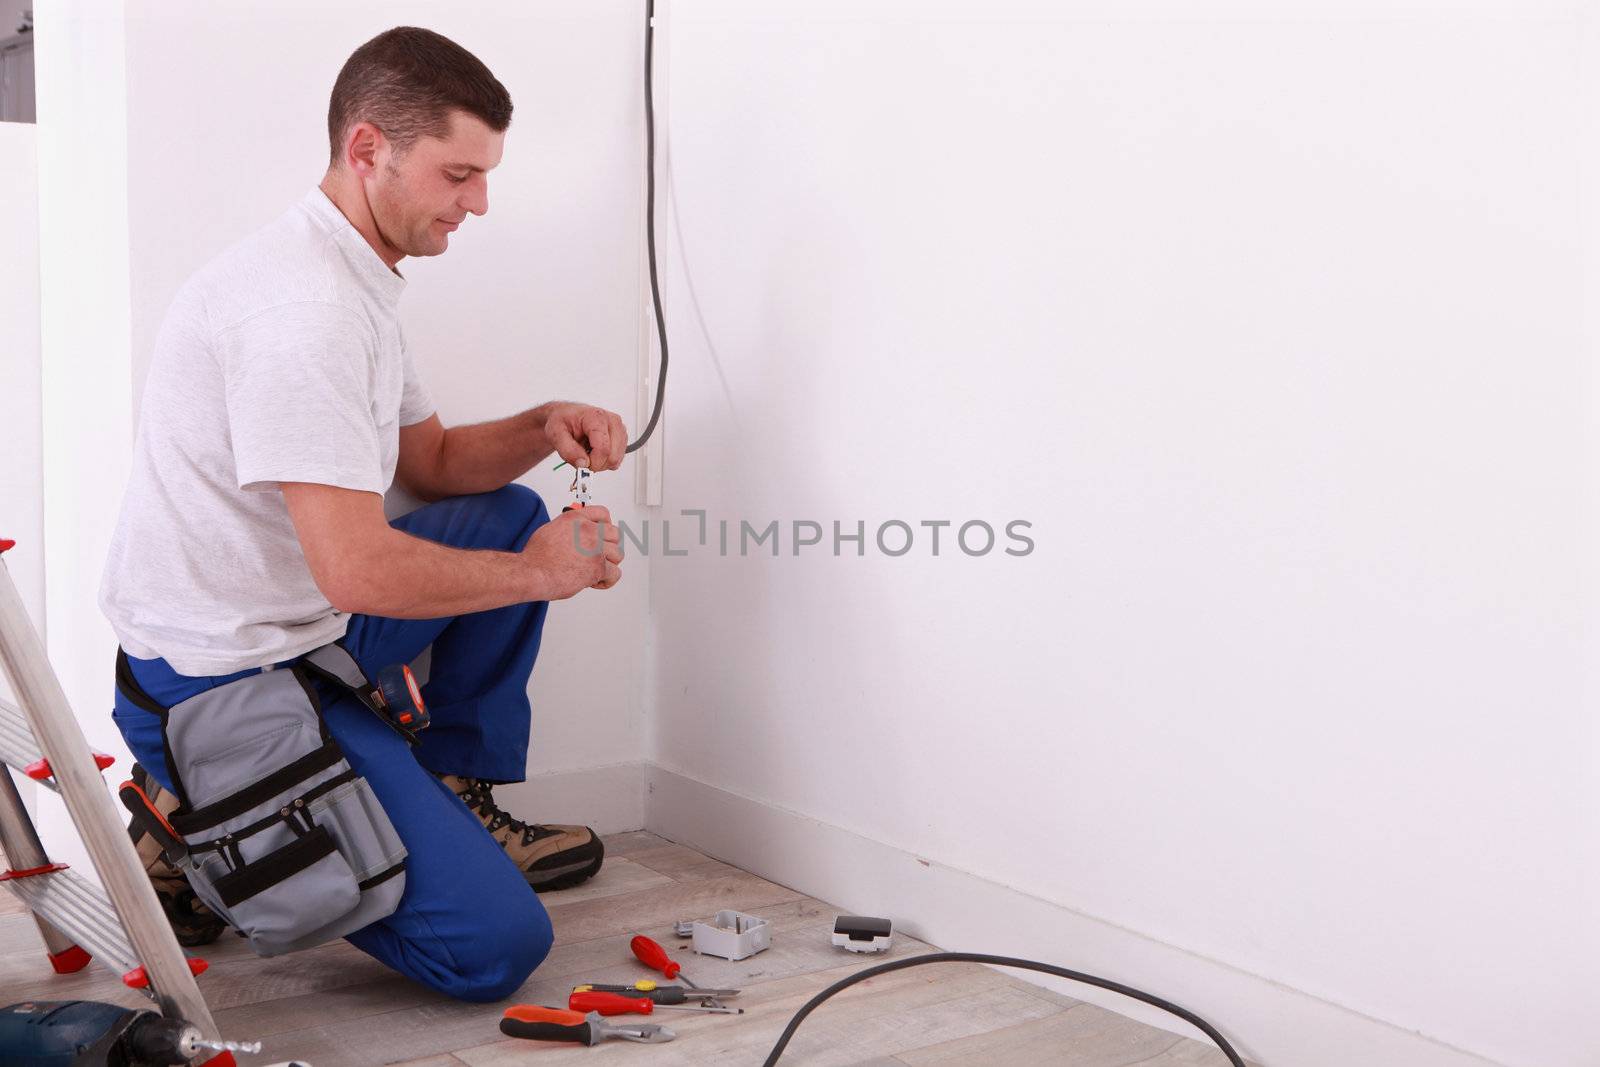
[689,910,771,961]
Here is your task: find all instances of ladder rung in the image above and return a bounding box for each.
[124,956,209,989]
[0,696,53,792]
[25,753,116,781]
[2,865,141,976]
[0,699,113,789]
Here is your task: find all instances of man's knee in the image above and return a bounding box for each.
[486,482,545,519]
[452,890,554,1002]
[407,483,548,553]
[479,484,548,543]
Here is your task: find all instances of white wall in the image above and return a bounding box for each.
[0,118,41,816]
[648,2,1597,1066]
[120,0,653,822]
[32,0,135,875]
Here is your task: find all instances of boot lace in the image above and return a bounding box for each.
[458,778,557,849]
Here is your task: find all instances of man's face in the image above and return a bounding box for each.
[366,109,504,259]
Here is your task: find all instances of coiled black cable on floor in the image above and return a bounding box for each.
[761,951,1246,1066]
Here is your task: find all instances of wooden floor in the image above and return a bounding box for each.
[0,833,1237,1065]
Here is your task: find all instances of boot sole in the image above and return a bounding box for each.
[525,836,605,892]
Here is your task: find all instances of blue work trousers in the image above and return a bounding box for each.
[111,485,555,1002]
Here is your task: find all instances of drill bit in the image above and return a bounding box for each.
[181,1028,263,1057]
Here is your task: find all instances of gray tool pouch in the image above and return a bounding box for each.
[151,644,407,957]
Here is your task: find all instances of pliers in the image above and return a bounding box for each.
[500,1006,675,1045]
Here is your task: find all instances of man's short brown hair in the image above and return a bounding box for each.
[327,27,513,164]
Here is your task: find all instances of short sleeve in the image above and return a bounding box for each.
[221,301,386,494]
[398,330,434,427]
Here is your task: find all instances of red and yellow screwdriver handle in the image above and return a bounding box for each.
[575,980,660,993]
[575,980,672,1002]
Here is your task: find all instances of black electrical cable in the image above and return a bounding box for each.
[625,0,668,454]
[761,951,1246,1067]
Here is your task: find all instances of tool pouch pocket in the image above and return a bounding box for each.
[210,825,358,943]
[151,648,407,957]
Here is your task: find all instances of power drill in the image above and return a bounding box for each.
[0,1000,263,1066]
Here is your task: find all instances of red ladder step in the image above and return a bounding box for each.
[25,753,116,781]
[123,956,209,989]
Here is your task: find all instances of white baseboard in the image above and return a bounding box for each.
[643,764,1507,1067]
[495,760,649,836]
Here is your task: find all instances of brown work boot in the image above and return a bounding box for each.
[127,763,226,947]
[438,775,605,892]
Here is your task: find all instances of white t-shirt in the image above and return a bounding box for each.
[99,188,435,676]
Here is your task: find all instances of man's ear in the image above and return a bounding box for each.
[345,121,384,176]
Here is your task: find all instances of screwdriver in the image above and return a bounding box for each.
[631,934,707,989]
[500,1006,674,1045]
[569,990,743,1016]
[574,981,743,1004]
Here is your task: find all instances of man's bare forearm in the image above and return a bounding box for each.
[336,525,550,617]
[434,403,562,496]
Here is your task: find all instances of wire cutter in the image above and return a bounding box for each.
[563,466,593,513]
[574,980,743,1005]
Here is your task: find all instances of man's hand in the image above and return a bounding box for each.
[544,403,628,472]
[523,505,624,598]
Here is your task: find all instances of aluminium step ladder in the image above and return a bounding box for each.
[0,537,232,1064]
